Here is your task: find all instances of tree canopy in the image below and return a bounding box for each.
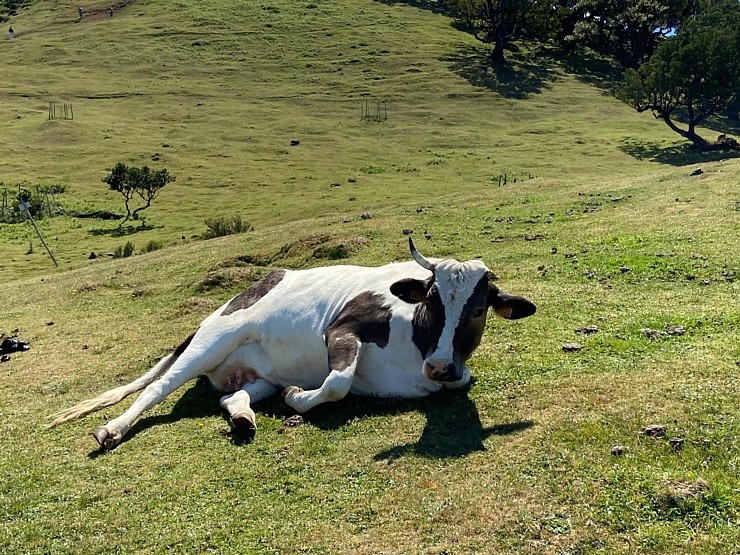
[566,0,695,68]
[618,0,740,149]
[0,0,35,22]
[445,0,558,64]
[102,163,175,226]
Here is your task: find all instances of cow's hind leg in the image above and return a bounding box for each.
[220,379,279,441]
[93,331,246,450]
[283,337,364,413]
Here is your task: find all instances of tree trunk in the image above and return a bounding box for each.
[490,32,507,65]
[661,113,711,148]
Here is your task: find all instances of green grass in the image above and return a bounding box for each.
[0,1,738,554]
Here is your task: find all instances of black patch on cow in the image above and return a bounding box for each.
[221,269,286,316]
[411,284,446,359]
[453,275,490,363]
[326,336,361,373]
[390,277,430,303]
[325,292,392,371]
[488,286,537,320]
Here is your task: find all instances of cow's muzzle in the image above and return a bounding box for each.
[423,359,462,382]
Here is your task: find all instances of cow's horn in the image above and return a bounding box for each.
[408,237,435,271]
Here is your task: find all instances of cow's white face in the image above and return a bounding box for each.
[390,240,536,383]
[423,259,489,380]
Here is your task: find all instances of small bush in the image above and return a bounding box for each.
[203,215,253,239]
[141,240,163,253]
[113,241,135,259]
[360,165,386,174]
[39,184,67,195]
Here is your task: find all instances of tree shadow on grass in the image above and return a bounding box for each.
[693,115,740,138]
[551,47,624,94]
[619,138,740,166]
[89,222,156,237]
[371,0,456,17]
[90,377,534,459]
[442,44,557,99]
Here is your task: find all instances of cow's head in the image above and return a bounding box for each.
[390,238,536,383]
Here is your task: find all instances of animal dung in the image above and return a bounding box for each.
[665,324,686,336]
[642,424,667,438]
[283,415,305,428]
[640,328,661,340]
[668,437,685,451]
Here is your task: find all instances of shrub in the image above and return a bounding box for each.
[39,184,67,195]
[203,215,254,239]
[113,241,135,259]
[141,240,163,253]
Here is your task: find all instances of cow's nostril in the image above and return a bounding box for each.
[424,360,459,382]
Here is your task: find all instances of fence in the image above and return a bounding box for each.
[48,101,74,121]
[494,172,534,186]
[361,99,388,122]
[0,186,62,221]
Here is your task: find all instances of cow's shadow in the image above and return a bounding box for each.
[95,377,534,459]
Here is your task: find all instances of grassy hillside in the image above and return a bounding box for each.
[0,1,738,554]
[1,0,725,281]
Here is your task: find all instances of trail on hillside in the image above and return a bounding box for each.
[7,0,135,39]
[77,0,135,22]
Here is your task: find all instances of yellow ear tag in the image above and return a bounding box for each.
[495,305,513,319]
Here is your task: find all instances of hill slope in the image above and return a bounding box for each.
[0,2,738,554]
[0,0,724,280]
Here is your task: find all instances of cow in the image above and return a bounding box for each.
[50,238,536,450]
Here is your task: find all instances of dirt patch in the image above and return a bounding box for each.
[312,236,369,260]
[654,478,710,516]
[9,1,137,40]
[79,0,136,22]
[198,267,261,292]
[276,234,369,263]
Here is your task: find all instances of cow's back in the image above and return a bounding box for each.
[210,261,431,389]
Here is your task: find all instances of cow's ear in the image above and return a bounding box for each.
[488,287,536,320]
[390,278,429,304]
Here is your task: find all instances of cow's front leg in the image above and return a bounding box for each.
[283,337,364,413]
[220,378,279,440]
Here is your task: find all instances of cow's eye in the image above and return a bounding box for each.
[472,307,486,319]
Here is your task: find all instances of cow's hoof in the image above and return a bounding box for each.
[282,385,302,400]
[92,426,122,450]
[231,414,256,441]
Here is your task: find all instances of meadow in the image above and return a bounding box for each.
[0,1,738,553]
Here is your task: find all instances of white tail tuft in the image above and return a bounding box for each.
[48,353,174,428]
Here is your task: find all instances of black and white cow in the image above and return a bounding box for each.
[51,239,535,450]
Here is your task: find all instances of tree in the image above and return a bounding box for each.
[446,0,557,65]
[102,163,175,226]
[618,0,740,149]
[0,0,34,22]
[567,0,694,68]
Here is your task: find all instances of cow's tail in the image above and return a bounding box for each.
[48,334,194,427]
